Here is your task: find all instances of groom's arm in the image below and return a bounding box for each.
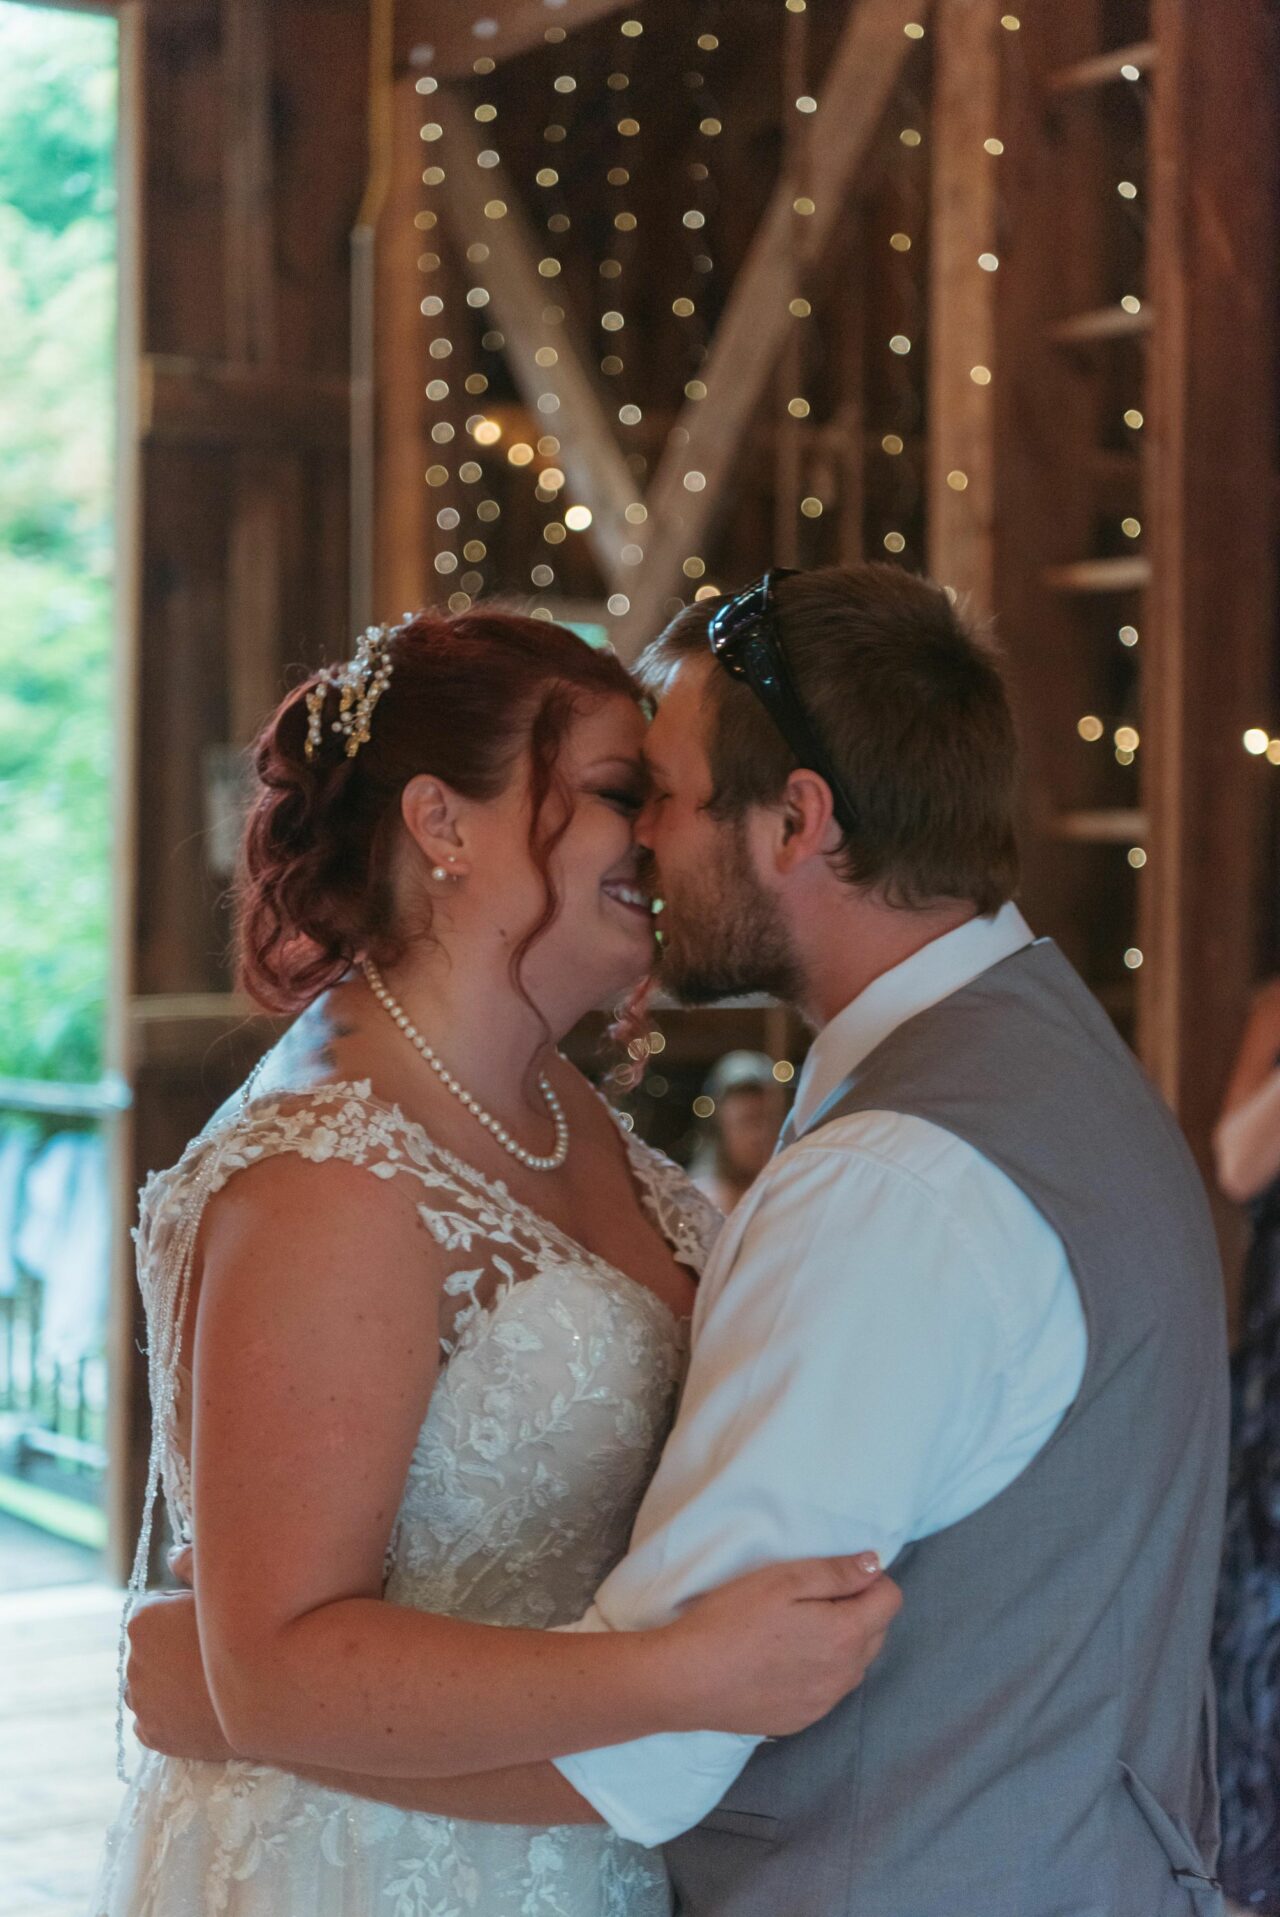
[550,1123,1085,1845]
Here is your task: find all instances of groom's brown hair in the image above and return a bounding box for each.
[638,563,1020,915]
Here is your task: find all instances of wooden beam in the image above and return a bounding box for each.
[612,0,927,658]
[431,87,636,593]
[1139,0,1279,1157]
[398,0,628,79]
[140,355,350,450]
[928,0,1000,613]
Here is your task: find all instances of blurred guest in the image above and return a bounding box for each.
[691,1051,789,1214]
[1212,980,1280,1912]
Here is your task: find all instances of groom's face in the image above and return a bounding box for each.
[637,657,801,1004]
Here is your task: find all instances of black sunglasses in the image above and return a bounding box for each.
[706,568,860,837]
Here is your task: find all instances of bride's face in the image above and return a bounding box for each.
[464,693,657,1030]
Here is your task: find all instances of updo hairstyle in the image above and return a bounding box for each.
[234,609,640,1013]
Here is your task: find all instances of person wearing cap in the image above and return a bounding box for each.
[689,1051,789,1215]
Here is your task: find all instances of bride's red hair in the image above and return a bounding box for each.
[234,608,640,1014]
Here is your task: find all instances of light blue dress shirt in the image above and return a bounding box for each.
[554,904,1088,1846]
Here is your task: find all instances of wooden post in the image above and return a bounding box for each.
[927,0,999,613]
[1141,0,1279,1171]
[106,0,145,1589]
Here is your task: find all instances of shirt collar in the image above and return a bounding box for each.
[789,901,1036,1137]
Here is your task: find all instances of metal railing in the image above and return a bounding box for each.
[0,1077,130,1522]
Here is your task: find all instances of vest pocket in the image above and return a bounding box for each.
[695,1808,782,1843]
[1119,1762,1222,1898]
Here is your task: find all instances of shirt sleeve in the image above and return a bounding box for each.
[553,1126,1035,1846]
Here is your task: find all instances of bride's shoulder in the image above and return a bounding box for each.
[150,1074,431,1223]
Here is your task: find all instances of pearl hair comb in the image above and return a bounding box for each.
[304,620,404,762]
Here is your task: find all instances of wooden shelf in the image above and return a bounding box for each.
[1043,556,1152,593]
[1050,810,1148,844]
[1047,40,1158,96]
[1047,303,1154,345]
[140,355,350,453]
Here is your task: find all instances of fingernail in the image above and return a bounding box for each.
[856,1553,881,1576]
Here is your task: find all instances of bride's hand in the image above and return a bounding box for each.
[664,1554,901,1737]
[126,1589,236,1763]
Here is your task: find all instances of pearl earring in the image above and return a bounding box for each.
[432,866,448,883]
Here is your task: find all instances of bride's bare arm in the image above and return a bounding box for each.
[129,1557,895,1813]
[181,1153,894,1781]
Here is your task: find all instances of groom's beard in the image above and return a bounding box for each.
[655,819,802,1005]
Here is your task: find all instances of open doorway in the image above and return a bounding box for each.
[0,1,121,1593]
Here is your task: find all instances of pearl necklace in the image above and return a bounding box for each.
[363,961,570,1172]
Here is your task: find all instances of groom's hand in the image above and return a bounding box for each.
[669,1553,902,1738]
[167,1543,194,1587]
[126,1588,236,1763]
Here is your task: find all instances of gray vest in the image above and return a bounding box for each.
[664,939,1228,1917]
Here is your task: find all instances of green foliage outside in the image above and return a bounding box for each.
[0,5,117,1082]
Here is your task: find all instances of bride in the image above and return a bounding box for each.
[93,607,897,1917]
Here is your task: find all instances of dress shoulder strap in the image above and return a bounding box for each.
[619,1120,724,1276]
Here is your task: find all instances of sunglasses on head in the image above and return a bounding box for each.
[706,568,860,837]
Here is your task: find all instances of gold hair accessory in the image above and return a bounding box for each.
[304,620,404,762]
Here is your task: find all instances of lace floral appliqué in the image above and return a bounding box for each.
[95,1079,720,1917]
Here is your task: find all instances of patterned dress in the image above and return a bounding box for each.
[1214,1170,1280,1912]
[91,1079,721,1917]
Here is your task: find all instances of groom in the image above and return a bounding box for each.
[133,562,1229,1913]
[547,563,1229,1914]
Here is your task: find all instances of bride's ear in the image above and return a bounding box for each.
[401,775,470,877]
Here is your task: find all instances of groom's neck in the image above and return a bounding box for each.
[795,894,978,1033]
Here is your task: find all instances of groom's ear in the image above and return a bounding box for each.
[774,769,841,872]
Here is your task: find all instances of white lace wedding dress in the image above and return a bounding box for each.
[91,1078,720,1917]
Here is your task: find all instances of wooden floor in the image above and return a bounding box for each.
[0,1581,126,1917]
